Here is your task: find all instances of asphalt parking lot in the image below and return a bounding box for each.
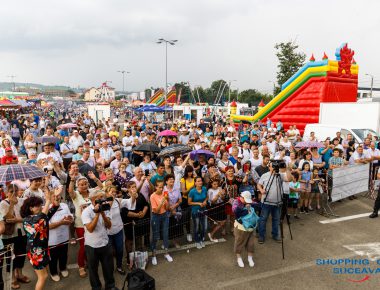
[7,195,380,290]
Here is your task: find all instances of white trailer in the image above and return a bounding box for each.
[87,103,111,124]
[319,102,380,134]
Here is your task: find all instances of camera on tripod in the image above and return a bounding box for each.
[270,159,286,173]
[93,196,113,213]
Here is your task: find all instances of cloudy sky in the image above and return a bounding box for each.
[0,0,379,93]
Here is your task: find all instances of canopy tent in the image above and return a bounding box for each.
[8,99,31,107]
[0,99,19,108]
[134,104,164,112]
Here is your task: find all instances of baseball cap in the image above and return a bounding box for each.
[5,147,12,152]
[241,191,253,204]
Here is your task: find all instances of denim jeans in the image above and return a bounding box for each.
[192,211,207,243]
[108,229,124,268]
[258,204,280,240]
[151,213,169,252]
[123,150,132,161]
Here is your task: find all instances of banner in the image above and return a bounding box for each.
[331,164,369,202]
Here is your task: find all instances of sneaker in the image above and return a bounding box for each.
[308,206,314,211]
[369,212,378,218]
[152,256,157,266]
[196,243,202,249]
[237,257,244,268]
[201,241,205,248]
[300,207,305,214]
[61,270,69,278]
[164,254,173,263]
[258,238,265,244]
[305,208,309,214]
[187,234,192,242]
[248,256,255,268]
[294,215,300,220]
[208,233,218,243]
[50,275,60,282]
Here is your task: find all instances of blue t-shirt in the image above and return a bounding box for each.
[319,148,333,169]
[188,186,208,214]
[150,173,166,186]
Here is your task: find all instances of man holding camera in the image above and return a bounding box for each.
[257,161,291,244]
[82,189,119,290]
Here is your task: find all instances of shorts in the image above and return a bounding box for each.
[288,198,299,209]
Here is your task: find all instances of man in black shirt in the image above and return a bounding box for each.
[255,155,270,177]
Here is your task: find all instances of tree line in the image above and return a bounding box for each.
[145,41,306,106]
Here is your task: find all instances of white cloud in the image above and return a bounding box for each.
[0,0,379,92]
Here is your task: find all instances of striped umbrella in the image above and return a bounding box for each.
[295,141,324,149]
[157,144,192,157]
[0,164,47,183]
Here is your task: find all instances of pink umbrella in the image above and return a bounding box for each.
[57,123,78,130]
[158,130,177,137]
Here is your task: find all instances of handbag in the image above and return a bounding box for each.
[4,200,16,236]
[238,209,259,230]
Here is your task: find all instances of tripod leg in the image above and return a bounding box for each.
[285,214,293,240]
[280,221,285,259]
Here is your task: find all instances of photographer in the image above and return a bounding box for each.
[81,189,118,290]
[257,160,291,244]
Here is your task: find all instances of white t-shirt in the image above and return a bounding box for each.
[108,198,136,236]
[72,191,91,228]
[367,148,380,163]
[23,188,45,200]
[250,157,263,169]
[81,204,112,248]
[37,152,59,162]
[207,188,223,205]
[122,136,134,152]
[298,159,314,170]
[48,203,72,246]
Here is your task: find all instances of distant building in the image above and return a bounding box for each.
[84,83,115,102]
[357,87,380,100]
[84,87,101,101]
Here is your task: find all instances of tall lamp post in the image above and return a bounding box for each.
[365,73,374,98]
[228,80,237,103]
[117,70,130,96]
[156,38,177,123]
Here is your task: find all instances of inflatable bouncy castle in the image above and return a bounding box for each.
[231,43,358,133]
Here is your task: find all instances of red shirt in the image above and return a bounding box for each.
[1,155,18,165]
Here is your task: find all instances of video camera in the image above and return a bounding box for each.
[270,159,286,173]
[93,196,113,213]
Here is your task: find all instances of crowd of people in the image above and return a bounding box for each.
[0,105,379,290]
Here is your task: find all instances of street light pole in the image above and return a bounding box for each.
[157,38,177,125]
[117,70,130,96]
[228,80,237,103]
[365,73,374,98]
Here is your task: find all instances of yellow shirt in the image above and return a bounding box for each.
[109,130,119,138]
[180,177,195,199]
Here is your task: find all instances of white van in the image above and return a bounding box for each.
[303,124,378,144]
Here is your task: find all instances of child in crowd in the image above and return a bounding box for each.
[299,162,312,214]
[310,168,322,210]
[288,172,301,219]
[207,178,227,242]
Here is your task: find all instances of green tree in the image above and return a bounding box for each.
[239,89,272,106]
[274,41,306,95]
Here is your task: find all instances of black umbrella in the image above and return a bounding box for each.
[36,136,60,144]
[157,144,192,157]
[133,143,160,153]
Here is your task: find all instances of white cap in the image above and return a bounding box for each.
[241,191,253,204]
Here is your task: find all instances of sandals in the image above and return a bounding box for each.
[79,267,87,278]
[11,281,20,289]
[17,276,31,283]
